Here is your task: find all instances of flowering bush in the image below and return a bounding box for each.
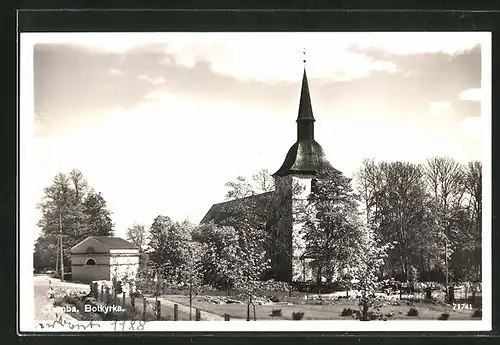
[346,227,393,321]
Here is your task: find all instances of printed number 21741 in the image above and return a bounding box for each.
[453,303,472,310]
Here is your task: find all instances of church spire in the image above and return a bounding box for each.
[272,51,334,177]
[296,49,315,140]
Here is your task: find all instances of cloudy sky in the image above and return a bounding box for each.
[23,32,489,239]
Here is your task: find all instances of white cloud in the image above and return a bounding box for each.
[27,32,484,83]
[109,68,123,76]
[460,88,483,101]
[160,33,400,82]
[429,101,453,115]
[138,74,167,85]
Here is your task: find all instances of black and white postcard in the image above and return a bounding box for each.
[19,32,491,332]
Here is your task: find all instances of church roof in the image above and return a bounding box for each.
[297,68,315,122]
[200,191,274,225]
[273,67,334,177]
[273,140,334,177]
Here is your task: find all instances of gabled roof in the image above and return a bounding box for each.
[200,191,274,225]
[92,236,138,250]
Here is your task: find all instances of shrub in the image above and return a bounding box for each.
[131,291,143,298]
[340,308,354,317]
[57,295,85,312]
[367,311,382,320]
[438,313,450,320]
[472,309,482,318]
[292,311,304,320]
[269,296,280,303]
[407,308,419,317]
[270,309,282,317]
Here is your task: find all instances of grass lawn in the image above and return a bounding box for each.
[164,295,482,321]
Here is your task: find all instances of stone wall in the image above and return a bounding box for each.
[109,252,140,282]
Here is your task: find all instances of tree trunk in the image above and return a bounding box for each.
[189,286,193,321]
[362,300,369,321]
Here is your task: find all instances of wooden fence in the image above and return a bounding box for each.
[90,281,232,321]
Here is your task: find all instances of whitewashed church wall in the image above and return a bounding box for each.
[291,175,315,282]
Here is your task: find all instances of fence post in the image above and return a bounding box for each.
[195,308,201,321]
[142,297,147,321]
[122,292,126,309]
[100,285,104,302]
[174,304,178,321]
[448,286,455,304]
[105,286,111,304]
[224,314,230,321]
[156,300,161,320]
[425,287,432,300]
[131,292,135,308]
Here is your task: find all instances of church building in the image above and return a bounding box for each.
[201,66,335,283]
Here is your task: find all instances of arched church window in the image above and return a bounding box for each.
[85,258,96,266]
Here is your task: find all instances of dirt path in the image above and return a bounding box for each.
[33,275,86,322]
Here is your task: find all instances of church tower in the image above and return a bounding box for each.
[271,63,334,283]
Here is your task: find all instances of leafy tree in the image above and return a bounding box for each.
[354,158,381,225]
[252,169,275,193]
[356,161,439,280]
[192,221,241,293]
[217,197,272,288]
[348,226,393,321]
[147,215,172,271]
[224,168,275,200]
[462,161,482,281]
[35,170,114,270]
[302,168,365,283]
[33,235,59,272]
[224,176,254,200]
[83,191,114,237]
[126,223,148,252]
[177,241,206,320]
[147,215,192,282]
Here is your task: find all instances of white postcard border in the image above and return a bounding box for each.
[18,32,492,333]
